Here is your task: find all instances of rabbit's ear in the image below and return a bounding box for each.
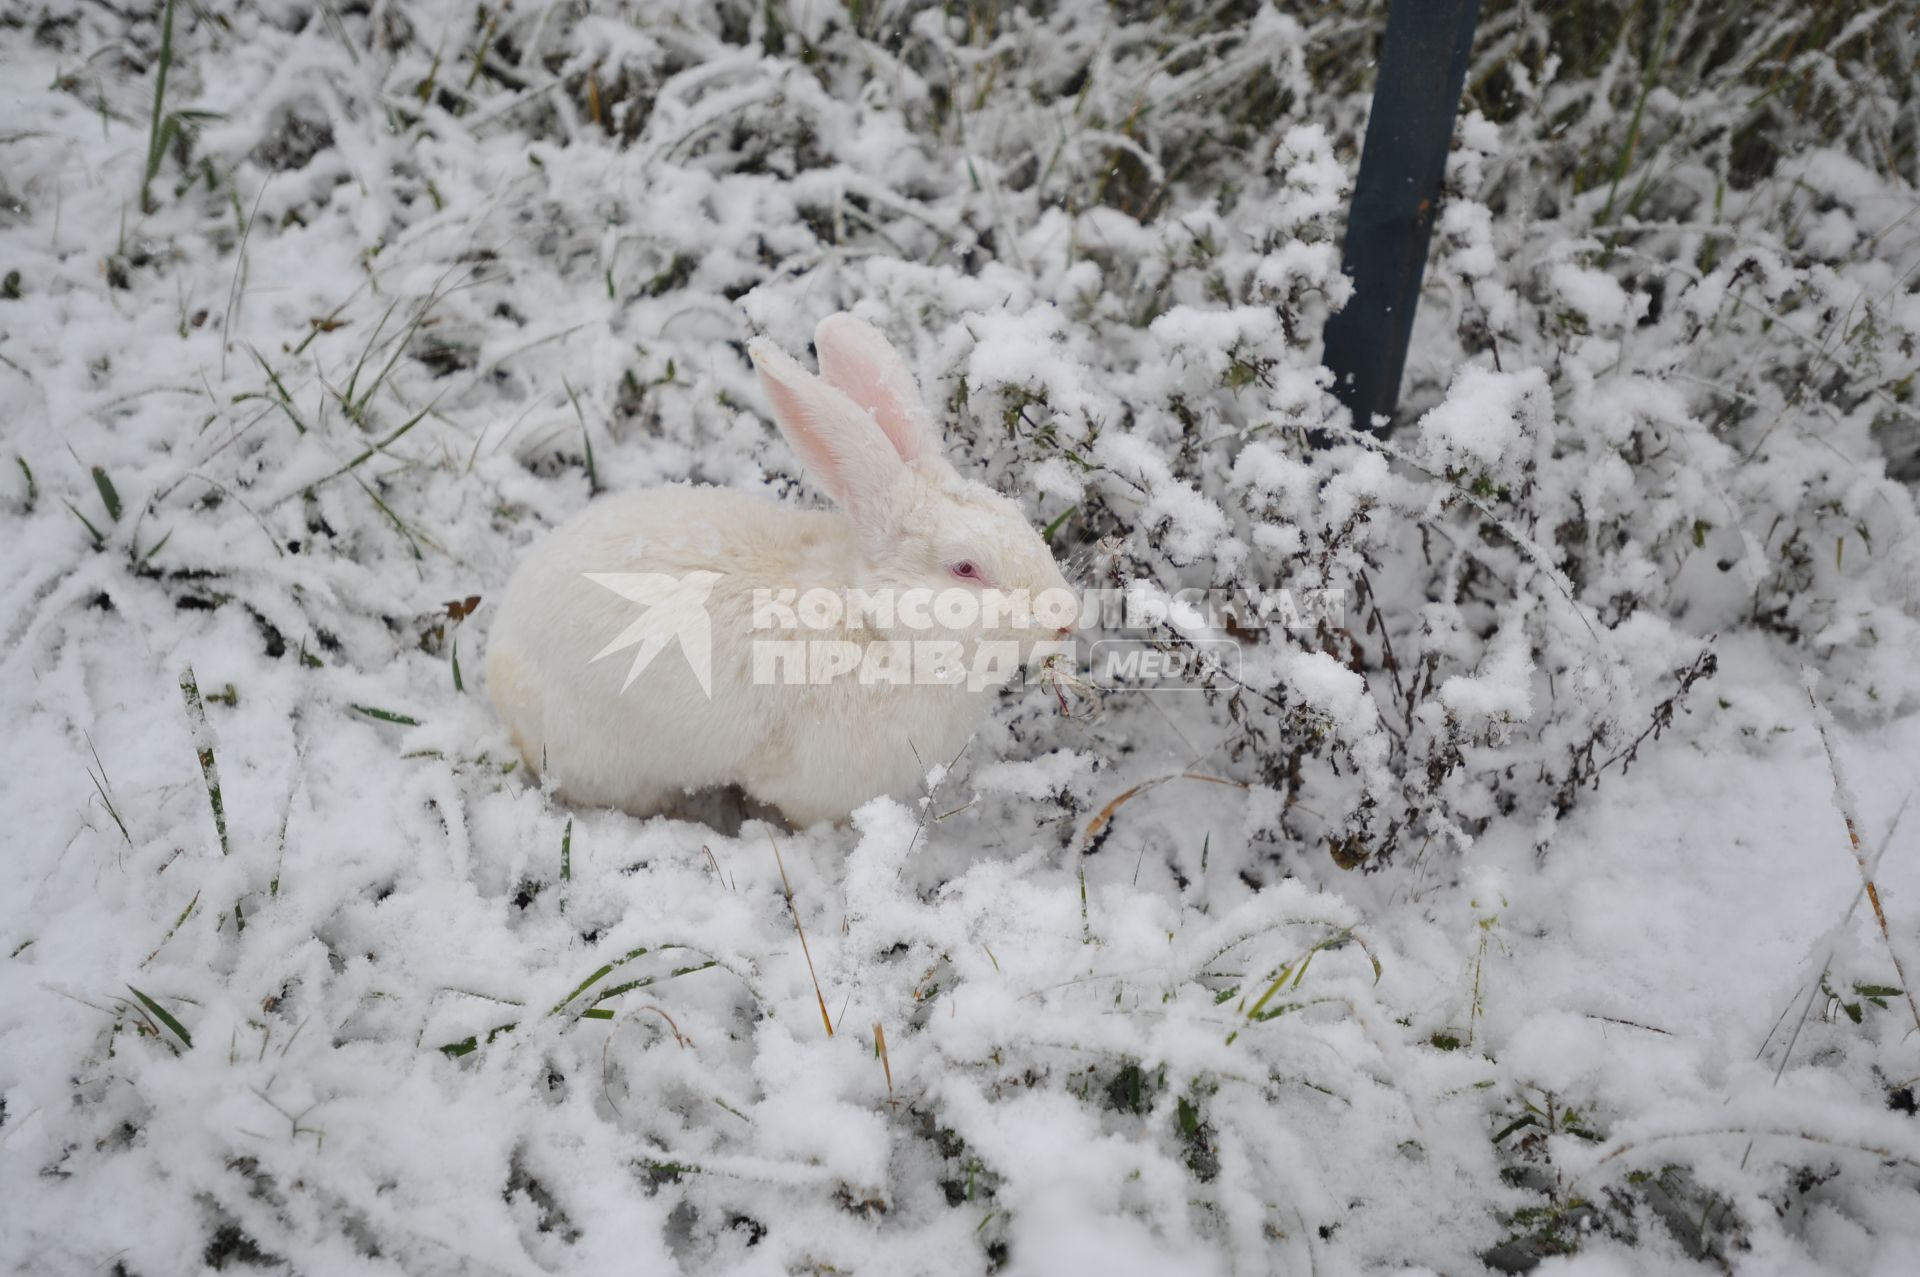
[813,314,939,464]
[749,337,906,534]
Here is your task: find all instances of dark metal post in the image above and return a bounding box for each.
[1321,0,1481,434]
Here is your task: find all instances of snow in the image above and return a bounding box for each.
[1439,620,1536,726]
[1415,364,1553,475]
[4,2,1920,1275]
[972,750,1094,802]
[1285,650,1373,727]
[1271,124,1348,225]
[1549,262,1642,329]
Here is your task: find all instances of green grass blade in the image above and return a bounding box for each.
[90,465,121,521]
[247,346,308,433]
[141,0,177,211]
[179,667,230,855]
[63,499,106,549]
[126,985,192,1049]
[136,526,173,567]
[563,378,599,494]
[351,704,422,726]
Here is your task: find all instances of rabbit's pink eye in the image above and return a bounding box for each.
[949,560,982,581]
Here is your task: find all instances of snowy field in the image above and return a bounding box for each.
[4,2,1920,1274]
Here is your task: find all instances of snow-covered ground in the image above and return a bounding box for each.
[4,3,1920,1274]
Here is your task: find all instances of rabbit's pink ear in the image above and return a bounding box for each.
[749,337,906,534]
[813,314,939,464]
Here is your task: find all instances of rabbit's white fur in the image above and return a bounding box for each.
[485,314,1075,826]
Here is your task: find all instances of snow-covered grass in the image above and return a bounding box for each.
[3,2,1919,1273]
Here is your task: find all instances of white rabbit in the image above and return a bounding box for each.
[484,314,1077,827]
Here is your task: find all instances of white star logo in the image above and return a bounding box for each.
[583,571,723,698]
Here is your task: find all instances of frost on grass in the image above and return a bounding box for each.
[3,2,1920,1274]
